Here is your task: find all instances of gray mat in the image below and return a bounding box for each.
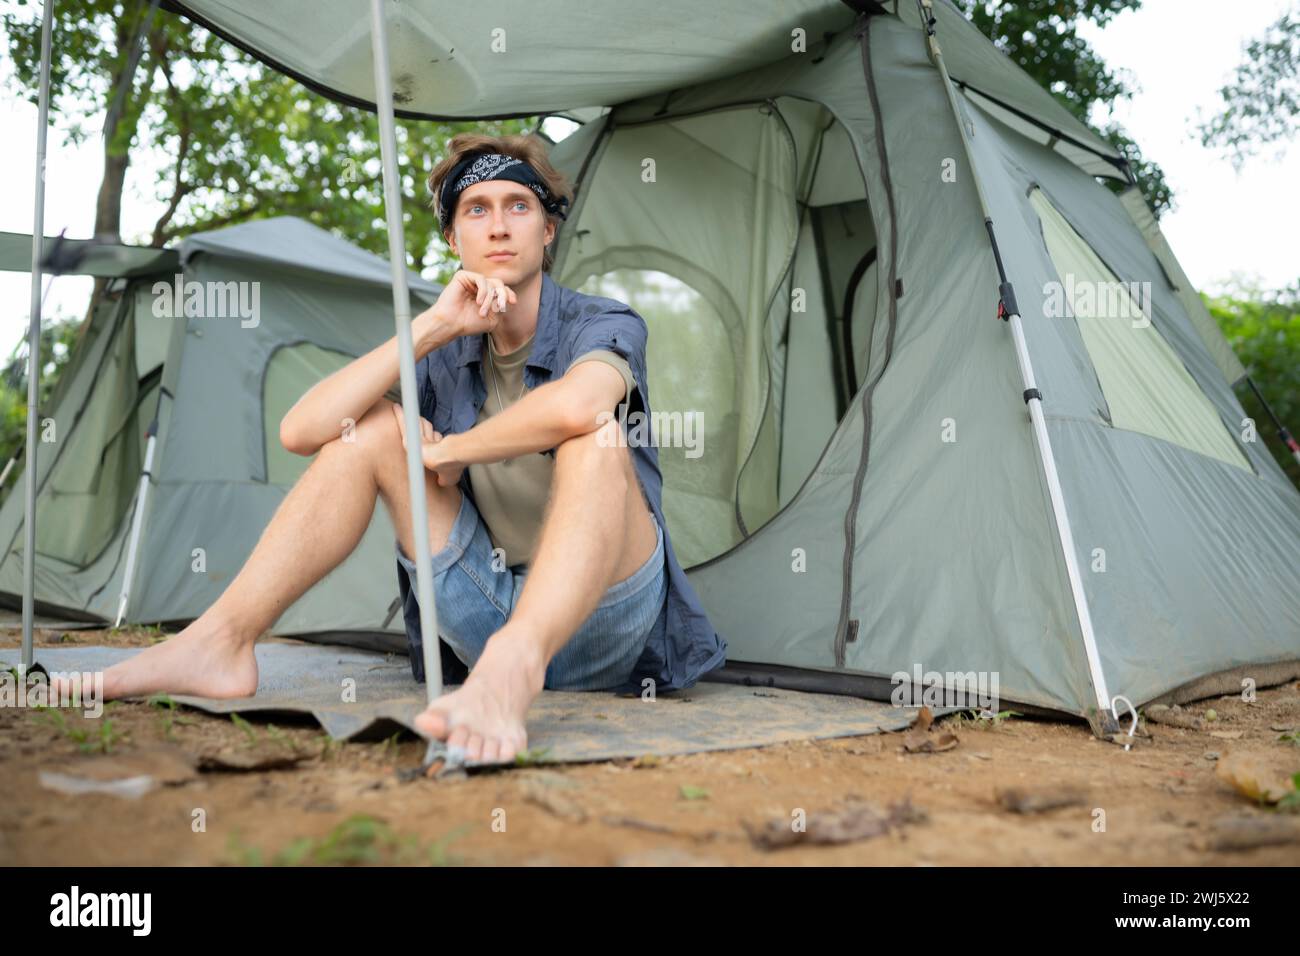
[1,643,942,763]
[0,617,103,631]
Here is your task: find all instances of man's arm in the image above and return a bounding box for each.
[280,270,516,456]
[279,311,456,456]
[414,357,629,484]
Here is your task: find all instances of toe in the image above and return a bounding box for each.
[414,705,451,739]
[446,724,471,753]
[465,732,484,762]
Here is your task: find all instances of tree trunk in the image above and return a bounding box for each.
[80,17,138,335]
[95,145,128,242]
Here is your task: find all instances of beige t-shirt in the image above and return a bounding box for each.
[467,331,634,567]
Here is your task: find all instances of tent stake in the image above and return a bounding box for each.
[367,0,446,764]
[913,0,1118,734]
[21,0,54,678]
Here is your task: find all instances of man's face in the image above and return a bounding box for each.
[446,178,555,284]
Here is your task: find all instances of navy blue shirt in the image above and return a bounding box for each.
[395,271,727,693]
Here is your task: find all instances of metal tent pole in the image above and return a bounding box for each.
[911,0,1118,733]
[1245,376,1300,470]
[114,412,161,628]
[21,0,55,677]
[367,0,446,745]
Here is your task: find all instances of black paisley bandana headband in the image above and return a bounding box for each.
[437,152,570,232]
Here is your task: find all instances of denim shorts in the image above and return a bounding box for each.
[395,491,667,691]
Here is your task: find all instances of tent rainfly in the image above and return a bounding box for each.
[17,0,1300,737]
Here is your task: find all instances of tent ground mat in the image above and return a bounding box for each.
[1,643,952,764]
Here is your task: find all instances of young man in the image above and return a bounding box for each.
[80,133,726,764]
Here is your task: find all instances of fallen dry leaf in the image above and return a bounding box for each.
[1198,816,1300,852]
[996,785,1088,813]
[743,795,926,849]
[1143,704,1204,731]
[523,780,587,822]
[1214,751,1298,805]
[197,745,314,772]
[900,706,959,754]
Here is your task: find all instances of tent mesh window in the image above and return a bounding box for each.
[262,342,355,486]
[1029,187,1250,471]
[557,99,877,568]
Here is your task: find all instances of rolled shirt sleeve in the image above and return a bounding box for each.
[381,353,437,416]
[566,348,635,410]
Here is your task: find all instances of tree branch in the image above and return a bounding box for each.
[149,31,194,246]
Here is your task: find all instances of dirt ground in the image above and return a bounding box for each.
[2,626,1298,866]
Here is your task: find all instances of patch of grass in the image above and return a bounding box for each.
[264,723,297,752]
[319,733,341,762]
[679,785,710,801]
[108,623,168,644]
[147,693,195,741]
[1275,774,1300,814]
[428,824,473,866]
[229,711,258,745]
[946,708,1021,731]
[513,746,553,767]
[1278,729,1300,747]
[377,731,403,760]
[224,815,471,866]
[224,831,265,867]
[95,718,125,754]
[306,815,468,866]
[37,706,125,754]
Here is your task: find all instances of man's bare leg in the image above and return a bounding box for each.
[82,400,461,700]
[415,418,658,762]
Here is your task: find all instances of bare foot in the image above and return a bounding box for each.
[53,624,259,702]
[414,631,546,764]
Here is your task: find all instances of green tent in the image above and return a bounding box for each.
[0,218,437,647]
[15,0,1298,734]
[533,5,1300,732]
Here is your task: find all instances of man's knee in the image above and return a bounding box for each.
[320,398,403,459]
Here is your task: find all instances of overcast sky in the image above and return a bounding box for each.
[0,0,1295,355]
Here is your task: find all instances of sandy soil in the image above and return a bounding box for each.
[2,626,1298,866]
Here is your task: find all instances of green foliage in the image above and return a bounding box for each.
[1276,772,1300,812]
[38,705,125,754]
[225,814,470,866]
[147,692,193,740]
[1,0,534,275]
[945,708,1022,731]
[1206,281,1300,486]
[229,710,258,745]
[512,746,554,766]
[1198,7,1299,169]
[0,1,539,489]
[0,315,79,490]
[955,0,1172,215]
